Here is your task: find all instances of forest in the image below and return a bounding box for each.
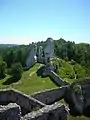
[0,38,90,81]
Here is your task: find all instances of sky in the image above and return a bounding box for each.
[0,0,90,44]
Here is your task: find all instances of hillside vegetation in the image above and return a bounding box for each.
[52,58,90,83]
[0,59,89,92]
[0,38,90,120]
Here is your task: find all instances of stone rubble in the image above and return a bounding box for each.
[0,103,21,120]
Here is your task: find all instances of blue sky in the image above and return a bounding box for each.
[0,0,90,44]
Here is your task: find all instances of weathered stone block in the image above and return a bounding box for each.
[22,103,68,120]
[0,103,21,120]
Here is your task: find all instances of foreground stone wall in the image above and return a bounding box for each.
[22,103,68,120]
[31,87,66,104]
[0,103,21,120]
[0,89,45,115]
[0,89,68,120]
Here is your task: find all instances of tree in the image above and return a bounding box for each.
[11,63,23,80]
[15,50,22,63]
[0,55,3,61]
[4,50,14,68]
[0,61,7,78]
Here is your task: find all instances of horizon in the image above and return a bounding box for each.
[0,37,90,45]
[0,0,90,44]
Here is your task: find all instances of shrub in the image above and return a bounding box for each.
[0,61,7,78]
[11,62,23,80]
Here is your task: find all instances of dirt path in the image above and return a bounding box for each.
[29,64,43,77]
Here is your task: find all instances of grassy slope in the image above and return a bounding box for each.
[13,72,57,94]
[52,58,89,83]
[68,115,90,120]
[0,63,57,94]
[0,61,90,120]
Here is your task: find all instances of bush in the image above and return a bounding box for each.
[58,60,75,79]
[73,63,86,79]
[0,61,7,78]
[11,62,23,80]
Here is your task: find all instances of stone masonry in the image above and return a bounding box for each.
[0,103,21,120]
[22,103,68,120]
[0,89,68,120]
[31,87,66,104]
[0,89,45,115]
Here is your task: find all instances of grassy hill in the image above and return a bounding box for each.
[1,59,88,92]
[52,58,90,83]
[0,63,57,94]
[0,60,90,120]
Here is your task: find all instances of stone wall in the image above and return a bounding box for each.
[42,66,68,86]
[0,103,21,120]
[0,89,68,120]
[81,82,90,116]
[0,89,45,115]
[49,71,69,86]
[22,103,68,120]
[31,87,66,104]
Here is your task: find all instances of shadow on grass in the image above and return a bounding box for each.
[2,76,20,85]
[0,75,5,80]
[36,66,45,77]
[24,63,36,71]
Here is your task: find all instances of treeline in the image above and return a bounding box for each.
[36,38,90,69]
[0,44,30,79]
[54,38,90,69]
[0,45,30,67]
[0,38,90,80]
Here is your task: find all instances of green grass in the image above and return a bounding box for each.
[52,58,90,84]
[13,73,57,94]
[68,115,90,120]
[0,63,57,94]
[29,63,40,73]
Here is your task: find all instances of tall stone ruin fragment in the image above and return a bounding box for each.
[43,38,54,64]
[25,38,54,69]
[37,38,54,64]
[25,44,37,70]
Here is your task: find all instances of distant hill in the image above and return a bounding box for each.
[0,44,18,48]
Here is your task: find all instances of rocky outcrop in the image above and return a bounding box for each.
[43,38,54,64]
[25,44,37,70]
